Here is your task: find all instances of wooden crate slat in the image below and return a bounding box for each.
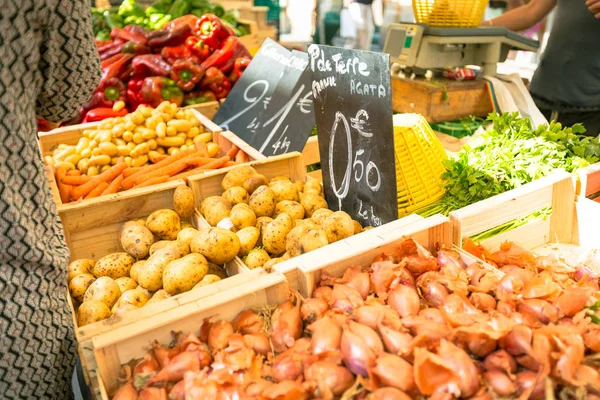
[578,162,600,198]
[573,196,600,249]
[478,218,551,252]
[302,136,320,165]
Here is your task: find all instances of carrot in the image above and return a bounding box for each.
[135,175,170,188]
[121,148,197,190]
[195,156,229,170]
[168,166,209,182]
[224,161,238,167]
[102,174,124,195]
[84,182,109,199]
[194,140,209,157]
[123,167,143,178]
[67,170,81,176]
[61,175,92,185]
[226,145,239,159]
[153,155,168,163]
[55,166,71,204]
[134,154,198,186]
[235,151,248,164]
[70,160,127,200]
[186,157,214,167]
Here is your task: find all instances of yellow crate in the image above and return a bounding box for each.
[413,0,489,28]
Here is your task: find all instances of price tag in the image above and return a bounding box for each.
[308,44,398,227]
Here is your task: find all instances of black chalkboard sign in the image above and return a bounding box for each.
[308,44,398,227]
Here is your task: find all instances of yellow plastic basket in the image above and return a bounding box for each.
[394,114,447,217]
[412,0,489,28]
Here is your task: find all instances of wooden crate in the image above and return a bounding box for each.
[238,18,277,56]
[577,162,600,200]
[391,76,493,123]
[92,271,289,398]
[449,171,595,252]
[302,136,322,181]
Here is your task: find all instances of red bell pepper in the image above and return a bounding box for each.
[87,77,127,110]
[141,77,184,108]
[171,59,205,92]
[201,36,251,74]
[110,26,148,46]
[121,40,151,56]
[83,107,129,123]
[102,53,134,81]
[148,15,198,49]
[161,43,194,65]
[185,36,211,61]
[131,54,172,78]
[183,89,217,106]
[127,78,145,111]
[229,57,252,84]
[200,67,231,99]
[98,40,125,61]
[192,14,235,50]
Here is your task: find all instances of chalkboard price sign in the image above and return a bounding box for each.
[308,44,398,227]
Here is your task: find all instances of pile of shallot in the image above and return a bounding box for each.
[112,238,600,400]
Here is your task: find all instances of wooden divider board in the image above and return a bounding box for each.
[578,162,600,199]
[92,271,289,398]
[302,136,322,180]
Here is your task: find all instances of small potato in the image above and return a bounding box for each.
[243,174,268,195]
[149,240,173,256]
[173,186,195,218]
[193,274,222,289]
[236,227,260,256]
[294,219,319,231]
[300,229,329,254]
[303,179,323,195]
[190,228,240,264]
[301,194,328,217]
[249,185,276,217]
[353,220,363,235]
[263,257,283,272]
[137,246,184,291]
[112,303,139,316]
[230,203,257,230]
[269,180,299,203]
[255,216,273,247]
[69,274,96,303]
[322,211,355,243]
[274,200,305,220]
[115,277,138,294]
[285,225,310,258]
[180,221,194,230]
[200,196,232,227]
[136,285,153,298]
[129,260,146,283]
[68,259,95,282]
[177,227,200,247]
[207,263,228,279]
[311,208,334,225]
[147,289,171,305]
[78,300,111,327]
[163,253,209,295]
[222,166,258,191]
[116,288,149,308]
[83,277,121,308]
[93,252,135,279]
[262,213,294,256]
[120,223,154,259]
[222,186,249,205]
[270,176,291,183]
[146,209,181,240]
[245,249,271,270]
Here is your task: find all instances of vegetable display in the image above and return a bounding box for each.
[68,186,231,327]
[87,10,252,123]
[198,166,370,270]
[109,237,600,398]
[46,102,251,203]
[420,113,600,216]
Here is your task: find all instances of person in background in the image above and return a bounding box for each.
[0,1,101,399]
[481,0,600,136]
[345,0,383,50]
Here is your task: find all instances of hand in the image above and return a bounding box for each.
[586,0,600,18]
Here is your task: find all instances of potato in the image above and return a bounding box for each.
[147,289,171,305]
[300,229,329,254]
[222,186,249,205]
[136,285,153,298]
[150,240,172,255]
[222,166,257,191]
[78,300,111,327]
[262,213,294,256]
[115,277,138,294]
[163,253,209,295]
[120,223,154,259]
[177,227,200,247]
[363,226,374,232]
[270,176,291,183]
[146,209,181,240]
[322,211,355,243]
[294,219,319,230]
[116,288,149,309]
[129,261,146,283]
[173,185,195,218]
[255,216,273,247]
[68,259,95,282]
[230,203,257,230]
[249,185,276,217]
[193,274,222,288]
[201,196,232,226]
[243,174,268,194]
[93,252,135,279]
[301,194,328,217]
[135,219,147,226]
[69,274,96,303]
[269,180,299,203]
[263,257,283,272]
[303,179,322,195]
[181,221,194,230]
[83,276,121,308]
[190,227,240,264]
[285,225,308,258]
[245,249,271,269]
[236,227,260,256]
[207,263,228,279]
[311,208,334,225]
[293,180,304,194]
[274,200,305,220]
[353,220,363,235]
[137,246,184,291]
[112,303,138,316]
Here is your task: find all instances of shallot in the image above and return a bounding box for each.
[300,297,329,323]
[370,353,415,393]
[387,284,420,317]
[304,361,354,396]
[208,320,234,351]
[270,297,302,352]
[340,328,375,377]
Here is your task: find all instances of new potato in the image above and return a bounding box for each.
[147,289,171,305]
[245,249,271,269]
[177,227,199,247]
[301,193,328,217]
[129,260,146,283]
[311,208,334,226]
[249,185,276,217]
[120,223,154,259]
[115,277,138,294]
[262,213,294,256]
[222,166,257,191]
[322,211,355,243]
[116,288,149,309]
[191,228,240,264]
[274,200,305,220]
[173,185,195,217]
[67,259,95,282]
[300,229,329,254]
[201,196,232,226]
[93,252,135,280]
[243,174,268,194]
[84,276,121,308]
[163,253,209,295]
[193,274,222,288]
[146,209,181,240]
[207,263,228,279]
[230,203,257,230]
[78,300,111,327]
[137,246,184,291]
[269,180,299,202]
[222,186,249,205]
[69,274,96,303]
[236,227,260,256]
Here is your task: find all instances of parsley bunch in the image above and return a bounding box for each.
[419,113,600,217]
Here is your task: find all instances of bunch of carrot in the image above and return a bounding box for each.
[55,142,250,203]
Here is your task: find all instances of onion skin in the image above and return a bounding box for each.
[262,379,309,400]
[138,387,167,400]
[555,287,592,317]
[370,261,398,298]
[343,266,371,300]
[438,339,480,398]
[152,342,177,369]
[147,351,202,384]
[270,299,302,353]
[340,328,375,377]
[416,272,449,307]
[272,350,304,383]
[515,371,546,400]
[483,370,516,396]
[244,332,271,355]
[517,299,558,325]
[308,316,342,355]
[378,320,413,356]
[245,379,276,396]
[369,388,412,400]
[329,284,364,313]
[233,310,263,334]
[208,320,234,351]
[133,353,159,377]
[418,308,445,324]
[112,381,139,400]
[484,350,517,375]
[388,284,420,318]
[301,297,329,324]
[469,293,496,312]
[305,361,354,396]
[168,380,185,400]
[370,353,415,393]
[500,325,532,356]
[348,321,384,355]
[413,347,456,396]
[583,326,600,352]
[353,304,399,330]
[313,286,333,303]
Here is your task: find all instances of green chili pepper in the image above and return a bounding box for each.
[168,0,191,19]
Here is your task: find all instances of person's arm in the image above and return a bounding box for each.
[481,0,556,31]
[36,0,101,123]
[586,0,600,18]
